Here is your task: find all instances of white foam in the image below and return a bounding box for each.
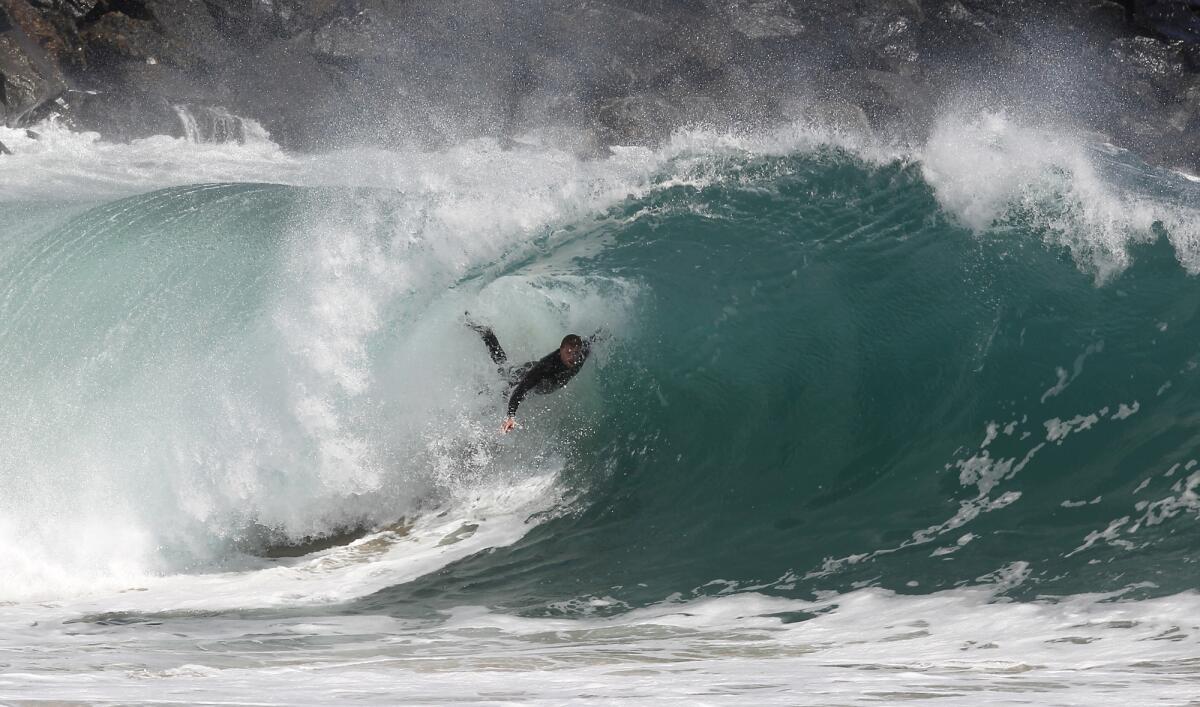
[2,471,559,608]
[0,127,658,601]
[921,109,1200,281]
[4,584,1200,704]
[0,119,302,202]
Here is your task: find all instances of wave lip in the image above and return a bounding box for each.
[921,109,1200,281]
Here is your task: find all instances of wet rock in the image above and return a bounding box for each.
[1128,0,1200,44]
[78,9,170,65]
[593,92,679,145]
[28,0,96,19]
[851,5,924,75]
[1169,79,1200,129]
[719,0,807,40]
[922,1,1009,63]
[82,0,155,24]
[68,86,179,139]
[1081,0,1131,37]
[312,7,411,64]
[0,1,67,126]
[1185,41,1200,69]
[0,0,1193,171]
[1107,35,1191,110]
[806,97,875,135]
[1113,35,1188,78]
[6,0,73,58]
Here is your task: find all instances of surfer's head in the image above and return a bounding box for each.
[559,334,584,366]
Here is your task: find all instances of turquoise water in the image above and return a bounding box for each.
[5,123,1200,703]
[359,150,1200,615]
[3,139,1199,617]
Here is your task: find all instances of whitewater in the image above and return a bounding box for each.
[2,109,1200,705]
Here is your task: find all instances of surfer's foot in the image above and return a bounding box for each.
[464,311,489,334]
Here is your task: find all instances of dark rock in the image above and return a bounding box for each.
[0,0,67,126]
[78,9,171,65]
[718,0,806,40]
[6,0,73,57]
[1113,35,1187,77]
[0,0,1194,173]
[1128,0,1200,44]
[28,0,96,19]
[68,86,180,139]
[0,137,10,153]
[312,7,412,64]
[1082,0,1132,37]
[81,0,154,24]
[593,93,677,146]
[1108,36,1191,108]
[852,5,924,76]
[1169,79,1200,129]
[922,1,1009,62]
[820,68,932,139]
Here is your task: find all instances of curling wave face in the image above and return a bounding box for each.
[1,113,1199,619]
[362,126,1200,617]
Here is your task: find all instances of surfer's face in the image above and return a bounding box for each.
[560,344,582,367]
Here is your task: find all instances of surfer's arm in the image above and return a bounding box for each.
[506,366,542,418]
[501,377,535,433]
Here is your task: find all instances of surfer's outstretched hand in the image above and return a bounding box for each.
[501,416,517,434]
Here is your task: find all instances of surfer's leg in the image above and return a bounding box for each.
[468,321,507,364]
[482,329,508,365]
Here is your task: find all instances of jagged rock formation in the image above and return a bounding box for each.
[0,0,68,126]
[0,0,1196,169]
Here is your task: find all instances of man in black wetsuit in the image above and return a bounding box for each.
[467,315,598,433]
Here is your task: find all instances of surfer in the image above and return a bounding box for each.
[466,314,601,433]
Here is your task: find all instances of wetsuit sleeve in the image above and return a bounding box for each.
[507,364,545,417]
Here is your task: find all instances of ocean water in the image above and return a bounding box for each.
[2,113,1200,704]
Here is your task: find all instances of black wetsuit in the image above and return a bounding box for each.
[474,326,593,417]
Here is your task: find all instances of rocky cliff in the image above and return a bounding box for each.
[0,0,1197,169]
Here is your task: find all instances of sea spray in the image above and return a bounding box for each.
[1,113,1200,704]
